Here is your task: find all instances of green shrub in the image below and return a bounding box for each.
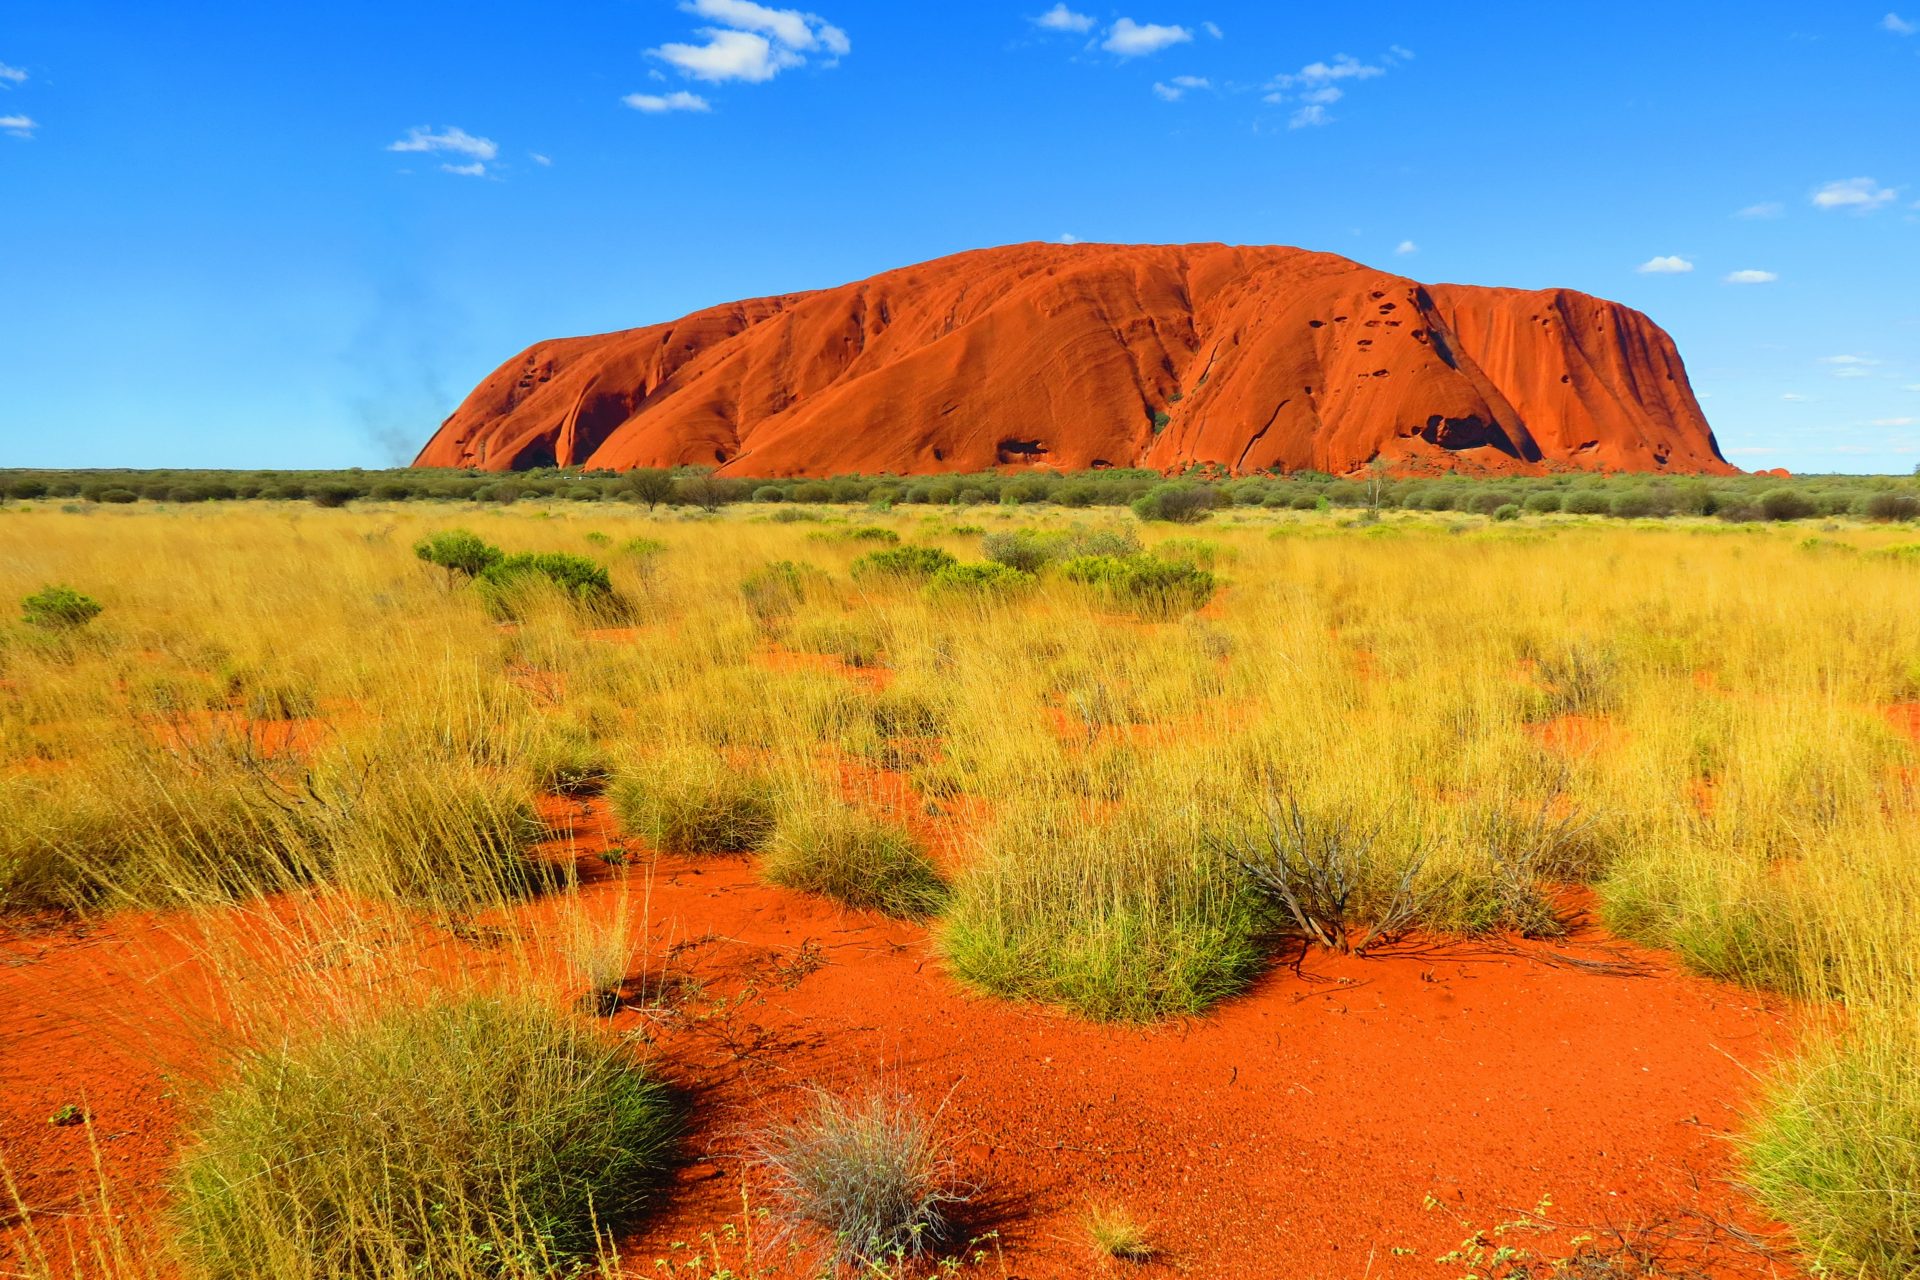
[610,748,778,854]
[762,802,947,918]
[1493,503,1522,522]
[1523,491,1563,514]
[925,561,1034,598]
[412,529,503,579]
[1864,492,1920,523]
[851,546,957,581]
[474,553,616,619]
[1060,554,1216,618]
[21,584,103,629]
[1563,490,1611,516]
[753,485,787,503]
[308,483,356,509]
[1760,489,1817,522]
[1130,484,1217,524]
[173,995,676,1280]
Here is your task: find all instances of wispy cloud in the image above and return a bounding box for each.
[1636,255,1694,274]
[1725,269,1778,284]
[0,62,25,86]
[1736,201,1783,219]
[1032,3,1093,32]
[1058,232,1080,244]
[388,126,497,161]
[1885,12,1918,34]
[623,90,712,112]
[1823,355,1879,378]
[649,1,848,85]
[0,113,34,139]
[529,152,552,166]
[1812,177,1898,212]
[1873,417,1918,426]
[386,126,503,176]
[1263,50,1405,126]
[1783,393,1811,402]
[1395,240,1417,255]
[1152,74,1210,100]
[1203,21,1223,38]
[1103,18,1192,57]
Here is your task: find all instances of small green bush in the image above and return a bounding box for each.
[412,529,503,579]
[173,996,676,1280]
[851,546,957,581]
[1523,491,1563,514]
[21,584,103,629]
[1493,503,1522,522]
[1760,489,1817,522]
[1061,554,1216,618]
[610,748,778,854]
[474,552,616,619]
[762,803,947,918]
[1130,484,1217,524]
[1562,490,1611,516]
[1864,492,1920,523]
[925,561,1034,599]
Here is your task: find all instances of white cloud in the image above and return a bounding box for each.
[1725,269,1778,284]
[1636,255,1695,274]
[0,62,25,86]
[1154,74,1211,99]
[1783,393,1810,402]
[1395,240,1417,255]
[623,90,712,112]
[1822,354,1878,365]
[1058,232,1080,244]
[440,161,487,177]
[654,29,800,82]
[1273,53,1384,88]
[1172,74,1209,88]
[1152,81,1182,101]
[1812,177,1898,212]
[1873,417,1919,426]
[1299,86,1342,105]
[1908,384,1920,392]
[0,113,34,139]
[1736,201,1783,219]
[530,152,552,166]
[1103,18,1192,57]
[1386,44,1415,62]
[1033,3,1094,32]
[650,2,846,84]
[387,125,498,162]
[1823,355,1878,379]
[1884,12,1918,34]
[1203,21,1224,38]
[1289,104,1331,129]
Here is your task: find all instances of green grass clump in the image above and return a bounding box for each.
[473,552,616,619]
[924,560,1034,599]
[173,995,677,1280]
[21,584,104,629]
[940,807,1264,1021]
[610,747,778,854]
[1744,1021,1920,1277]
[762,802,946,918]
[412,529,502,580]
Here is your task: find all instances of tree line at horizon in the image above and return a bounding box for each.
[3,464,1920,523]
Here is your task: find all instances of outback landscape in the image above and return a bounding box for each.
[5,455,1920,1278]
[5,5,1918,1277]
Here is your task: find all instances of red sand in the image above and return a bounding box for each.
[1,796,1800,1278]
[414,242,1730,480]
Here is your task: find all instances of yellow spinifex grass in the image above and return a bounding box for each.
[2,499,1920,1275]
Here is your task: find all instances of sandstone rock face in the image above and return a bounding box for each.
[414,243,1730,477]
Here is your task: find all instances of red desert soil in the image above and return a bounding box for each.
[414,242,1732,480]
[2,801,1799,1278]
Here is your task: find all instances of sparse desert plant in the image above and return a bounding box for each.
[1083,1200,1153,1262]
[757,1089,966,1269]
[173,994,677,1280]
[762,800,947,918]
[609,746,779,854]
[1212,794,1426,954]
[562,892,639,1015]
[21,584,103,629]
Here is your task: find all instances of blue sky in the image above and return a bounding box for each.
[1,1,1916,472]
